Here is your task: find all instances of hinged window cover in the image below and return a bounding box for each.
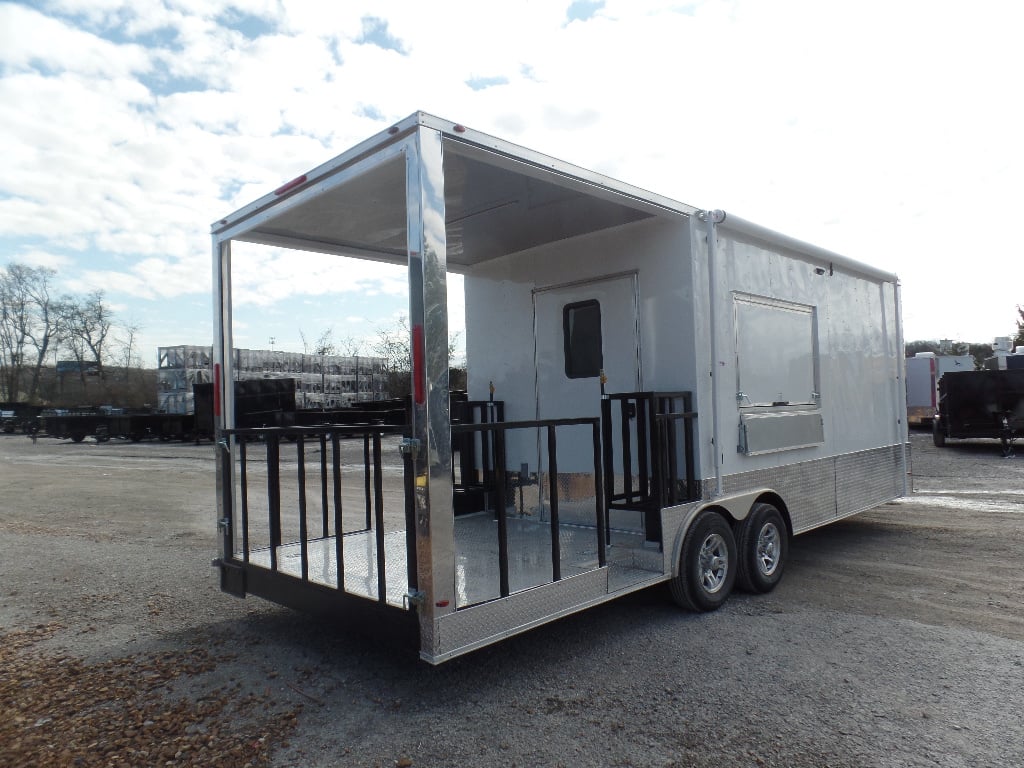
[733,292,820,408]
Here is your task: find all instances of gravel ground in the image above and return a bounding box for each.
[1,430,1022,767]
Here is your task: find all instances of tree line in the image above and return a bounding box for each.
[0,262,148,406]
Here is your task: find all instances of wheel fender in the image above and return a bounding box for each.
[667,488,777,579]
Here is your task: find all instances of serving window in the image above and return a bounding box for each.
[733,293,819,407]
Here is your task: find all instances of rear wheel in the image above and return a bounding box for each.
[932,417,946,447]
[670,509,736,611]
[735,503,788,594]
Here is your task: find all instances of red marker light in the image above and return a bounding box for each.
[452,124,466,133]
[435,600,449,607]
[273,174,307,195]
[388,125,399,135]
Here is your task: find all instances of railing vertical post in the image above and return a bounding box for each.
[637,395,650,500]
[403,439,418,592]
[363,433,372,530]
[481,402,493,487]
[547,425,561,582]
[620,398,633,502]
[600,397,613,521]
[238,438,249,562]
[495,426,510,598]
[373,431,387,603]
[664,400,680,505]
[319,433,329,538]
[297,434,309,582]
[593,420,607,564]
[684,393,697,500]
[267,433,281,572]
[331,431,345,590]
[654,418,667,508]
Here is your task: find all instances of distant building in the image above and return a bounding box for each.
[157,345,388,414]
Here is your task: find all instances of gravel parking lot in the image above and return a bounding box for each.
[2,430,1022,767]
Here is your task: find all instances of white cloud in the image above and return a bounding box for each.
[0,2,153,77]
[2,0,1022,352]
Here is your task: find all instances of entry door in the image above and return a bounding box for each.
[533,274,641,524]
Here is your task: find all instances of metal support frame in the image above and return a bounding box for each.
[406,127,455,635]
[212,238,237,564]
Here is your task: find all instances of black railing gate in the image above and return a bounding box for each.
[601,391,699,542]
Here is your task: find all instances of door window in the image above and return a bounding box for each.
[563,300,603,379]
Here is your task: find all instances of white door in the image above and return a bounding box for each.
[532,273,641,525]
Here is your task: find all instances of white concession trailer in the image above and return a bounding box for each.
[212,112,908,664]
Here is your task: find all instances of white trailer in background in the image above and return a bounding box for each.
[906,352,974,426]
[211,112,908,664]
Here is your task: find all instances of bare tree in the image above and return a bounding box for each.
[59,290,114,394]
[0,263,61,402]
[374,316,412,395]
[336,334,362,357]
[374,316,465,395]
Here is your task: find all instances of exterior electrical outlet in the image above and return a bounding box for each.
[210,112,909,664]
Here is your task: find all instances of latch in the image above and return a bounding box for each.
[403,589,426,609]
[217,516,230,532]
[398,437,421,458]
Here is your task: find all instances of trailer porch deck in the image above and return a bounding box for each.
[245,514,665,609]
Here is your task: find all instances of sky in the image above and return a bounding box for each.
[2,0,1022,368]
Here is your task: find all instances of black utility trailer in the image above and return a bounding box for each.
[933,369,1024,455]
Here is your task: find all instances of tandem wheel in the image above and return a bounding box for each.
[670,508,736,612]
[734,502,788,594]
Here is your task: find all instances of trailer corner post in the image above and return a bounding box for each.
[212,236,237,562]
[702,209,726,499]
[406,126,456,651]
[893,280,909,497]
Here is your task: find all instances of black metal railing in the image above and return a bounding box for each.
[451,398,505,514]
[223,424,408,603]
[601,392,699,538]
[451,417,606,599]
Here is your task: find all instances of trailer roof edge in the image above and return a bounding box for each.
[714,211,899,285]
[212,111,701,238]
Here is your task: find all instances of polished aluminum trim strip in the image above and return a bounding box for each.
[407,128,456,653]
[212,239,238,556]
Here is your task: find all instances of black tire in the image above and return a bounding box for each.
[735,502,788,594]
[670,509,736,612]
[932,418,946,447]
[71,433,85,443]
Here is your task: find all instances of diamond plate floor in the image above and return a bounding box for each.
[245,513,665,609]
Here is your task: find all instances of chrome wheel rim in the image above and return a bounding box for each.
[756,522,781,577]
[698,532,729,593]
